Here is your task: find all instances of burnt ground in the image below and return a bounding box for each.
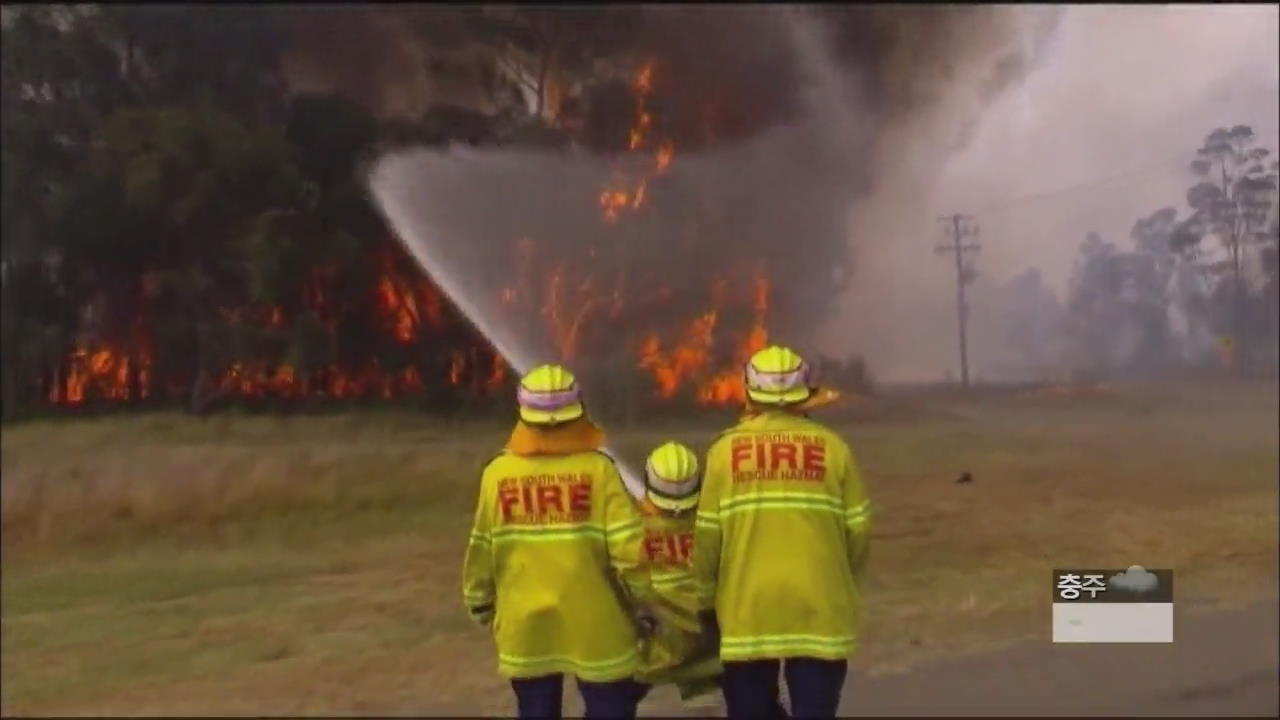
[840,600,1279,717]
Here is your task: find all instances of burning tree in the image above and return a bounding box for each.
[15,5,1041,415]
[1,7,512,414]
[2,7,783,416]
[549,59,774,406]
[373,52,798,414]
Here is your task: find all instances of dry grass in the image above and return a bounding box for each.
[2,381,1277,715]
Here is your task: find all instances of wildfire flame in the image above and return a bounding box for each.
[48,242,506,406]
[598,60,675,224]
[655,141,674,173]
[637,274,770,404]
[48,348,147,404]
[48,59,772,410]
[519,58,774,407]
[608,61,772,405]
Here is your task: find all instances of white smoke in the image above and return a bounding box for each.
[822,4,1279,382]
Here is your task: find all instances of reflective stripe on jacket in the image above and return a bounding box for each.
[692,411,872,662]
[462,449,651,681]
[632,504,722,693]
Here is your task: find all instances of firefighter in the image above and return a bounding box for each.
[462,364,655,720]
[629,441,722,706]
[630,441,789,718]
[692,345,872,719]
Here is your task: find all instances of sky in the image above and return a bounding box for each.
[824,4,1280,382]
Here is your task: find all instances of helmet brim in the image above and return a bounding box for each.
[519,402,586,426]
[796,386,841,409]
[647,489,700,512]
[746,386,841,410]
[746,385,813,406]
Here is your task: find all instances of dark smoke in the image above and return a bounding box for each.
[282,7,427,117]
[365,6,1061,391]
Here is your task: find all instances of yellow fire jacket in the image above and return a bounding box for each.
[632,502,722,698]
[462,446,652,681]
[692,410,872,662]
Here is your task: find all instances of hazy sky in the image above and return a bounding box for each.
[825,4,1280,381]
[941,4,1280,289]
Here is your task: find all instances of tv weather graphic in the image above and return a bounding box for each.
[1052,566,1175,643]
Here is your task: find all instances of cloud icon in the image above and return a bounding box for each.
[1109,565,1159,593]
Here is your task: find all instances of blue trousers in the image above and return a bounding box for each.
[510,673,645,719]
[721,658,847,719]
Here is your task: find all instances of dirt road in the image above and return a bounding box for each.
[841,601,1278,717]
[643,600,1277,717]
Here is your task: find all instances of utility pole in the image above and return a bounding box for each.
[936,214,981,388]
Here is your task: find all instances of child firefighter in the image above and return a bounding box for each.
[630,440,723,705]
[632,441,792,716]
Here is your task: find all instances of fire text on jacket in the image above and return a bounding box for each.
[497,473,593,524]
[644,530,693,566]
[729,434,827,482]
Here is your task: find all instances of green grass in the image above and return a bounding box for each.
[2,381,1277,715]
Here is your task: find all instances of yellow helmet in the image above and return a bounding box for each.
[517,364,585,426]
[745,344,813,406]
[645,441,701,512]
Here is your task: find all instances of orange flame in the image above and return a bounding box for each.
[695,274,770,404]
[599,189,631,223]
[377,275,419,343]
[46,57,773,411]
[598,59,673,224]
[634,273,770,405]
[585,59,773,406]
[51,347,149,404]
[542,263,612,361]
[49,240,513,406]
[634,63,654,94]
[656,141,674,174]
[638,309,717,399]
[486,355,507,391]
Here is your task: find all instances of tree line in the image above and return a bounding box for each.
[1062,125,1279,377]
[2,5,775,418]
[995,125,1279,380]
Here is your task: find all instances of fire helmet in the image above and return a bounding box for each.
[645,441,701,512]
[745,345,813,406]
[517,364,585,426]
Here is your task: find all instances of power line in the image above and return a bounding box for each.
[961,125,1280,217]
[970,153,1197,216]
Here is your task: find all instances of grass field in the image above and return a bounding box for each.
[2,381,1277,715]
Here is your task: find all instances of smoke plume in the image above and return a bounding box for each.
[828,5,1278,381]
[366,5,1062,398]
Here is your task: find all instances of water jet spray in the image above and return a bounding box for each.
[365,5,1060,492]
